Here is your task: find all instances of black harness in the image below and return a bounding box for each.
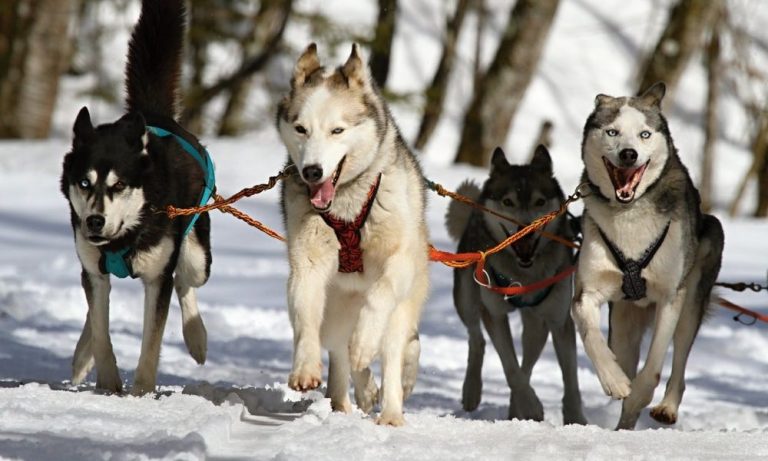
[597,222,670,301]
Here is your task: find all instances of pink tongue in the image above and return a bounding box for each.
[309,177,336,209]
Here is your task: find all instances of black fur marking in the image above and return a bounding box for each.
[597,222,671,301]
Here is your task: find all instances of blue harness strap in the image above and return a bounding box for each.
[101,123,215,279]
[146,125,216,237]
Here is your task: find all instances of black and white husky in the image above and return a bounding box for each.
[446,146,586,424]
[60,0,212,395]
[572,82,724,429]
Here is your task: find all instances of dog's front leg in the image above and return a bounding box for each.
[572,289,631,399]
[617,290,685,430]
[287,263,331,391]
[81,269,122,393]
[349,257,411,371]
[132,274,173,396]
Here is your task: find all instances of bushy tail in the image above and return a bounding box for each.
[125,0,186,119]
[445,180,481,241]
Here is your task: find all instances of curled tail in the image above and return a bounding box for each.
[125,0,186,119]
[445,180,481,241]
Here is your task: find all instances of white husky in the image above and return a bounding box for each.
[277,43,429,426]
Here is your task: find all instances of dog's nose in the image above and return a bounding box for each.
[86,215,105,232]
[302,165,323,183]
[619,148,638,166]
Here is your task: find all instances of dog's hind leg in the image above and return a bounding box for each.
[327,349,352,413]
[551,314,587,425]
[520,310,548,378]
[175,231,209,365]
[401,332,420,400]
[132,274,173,396]
[174,279,207,365]
[352,367,379,414]
[481,309,543,421]
[651,216,723,425]
[376,302,414,426]
[72,311,95,385]
[616,290,686,430]
[81,270,122,393]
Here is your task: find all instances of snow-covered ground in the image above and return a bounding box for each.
[2,0,768,459]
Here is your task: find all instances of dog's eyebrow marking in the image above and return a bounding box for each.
[87,170,98,184]
[105,171,120,187]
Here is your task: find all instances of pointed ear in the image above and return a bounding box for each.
[594,94,614,107]
[73,106,94,149]
[638,81,666,108]
[530,144,553,175]
[292,43,321,87]
[340,43,369,88]
[490,147,510,170]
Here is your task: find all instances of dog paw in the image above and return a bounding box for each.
[349,335,378,372]
[596,362,632,399]
[130,380,155,397]
[354,379,379,414]
[376,411,405,427]
[649,404,678,425]
[562,404,588,425]
[288,363,322,391]
[95,371,123,394]
[183,319,207,365]
[331,397,353,414]
[510,385,544,422]
[461,375,482,412]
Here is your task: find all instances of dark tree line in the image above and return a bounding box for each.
[0,0,766,216]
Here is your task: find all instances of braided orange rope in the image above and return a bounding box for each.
[427,181,580,250]
[429,187,585,269]
[166,165,296,219]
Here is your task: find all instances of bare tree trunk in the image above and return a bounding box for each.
[369,0,398,89]
[454,0,560,166]
[413,0,470,151]
[756,144,768,217]
[0,0,77,138]
[700,9,722,213]
[636,0,721,98]
[181,0,293,129]
[472,0,487,96]
[218,0,294,136]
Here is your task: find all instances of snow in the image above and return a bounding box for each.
[2,0,768,459]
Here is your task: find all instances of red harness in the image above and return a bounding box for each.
[320,174,382,273]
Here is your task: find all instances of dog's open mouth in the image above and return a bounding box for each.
[307,156,346,212]
[501,224,540,268]
[602,157,649,203]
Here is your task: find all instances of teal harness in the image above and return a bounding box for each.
[101,124,215,279]
[488,266,554,309]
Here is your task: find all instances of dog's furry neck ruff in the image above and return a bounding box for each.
[320,173,382,273]
[597,221,671,300]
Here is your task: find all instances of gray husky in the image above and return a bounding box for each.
[571,82,724,430]
[446,146,586,424]
[277,44,429,426]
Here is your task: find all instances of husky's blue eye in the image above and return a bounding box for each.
[606,129,619,137]
[502,198,514,207]
[78,179,91,189]
[331,127,344,135]
[640,130,651,139]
